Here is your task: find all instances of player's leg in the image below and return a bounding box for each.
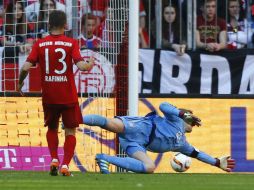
[60,127,76,176]
[43,103,61,176]
[83,114,124,133]
[131,151,156,173]
[60,103,82,176]
[96,144,155,174]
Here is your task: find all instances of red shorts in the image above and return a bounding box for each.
[43,103,83,129]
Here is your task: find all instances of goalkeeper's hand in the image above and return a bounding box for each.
[179,111,202,127]
[215,156,235,172]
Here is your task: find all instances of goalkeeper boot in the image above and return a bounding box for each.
[49,158,59,176]
[60,165,73,177]
[95,154,110,174]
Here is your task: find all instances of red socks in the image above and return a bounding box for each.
[47,129,76,165]
[62,135,76,166]
[46,129,59,160]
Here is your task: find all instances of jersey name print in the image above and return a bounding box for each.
[39,41,73,47]
[45,75,68,82]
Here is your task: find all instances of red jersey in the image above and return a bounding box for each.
[26,34,84,104]
[197,15,226,43]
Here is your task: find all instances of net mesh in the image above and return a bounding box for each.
[0,0,129,172]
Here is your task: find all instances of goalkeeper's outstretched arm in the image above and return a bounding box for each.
[179,143,235,172]
[159,102,201,126]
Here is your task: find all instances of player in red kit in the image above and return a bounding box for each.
[18,10,94,176]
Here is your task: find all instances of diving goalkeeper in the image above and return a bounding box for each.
[82,102,235,174]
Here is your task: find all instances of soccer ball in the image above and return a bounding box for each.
[170,153,191,172]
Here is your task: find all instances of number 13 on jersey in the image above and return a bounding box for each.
[45,48,67,74]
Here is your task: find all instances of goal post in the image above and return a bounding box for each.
[128,0,139,116]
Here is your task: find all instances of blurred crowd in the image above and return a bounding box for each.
[0,0,254,55]
[149,0,254,55]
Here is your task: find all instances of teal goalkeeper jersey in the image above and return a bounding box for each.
[117,102,217,166]
[117,102,187,153]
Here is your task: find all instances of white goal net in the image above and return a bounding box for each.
[0,0,129,172]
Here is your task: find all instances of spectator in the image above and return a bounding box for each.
[1,0,32,53]
[196,0,227,52]
[25,0,65,22]
[94,6,114,48]
[139,27,149,48]
[152,3,186,55]
[27,0,58,39]
[92,0,149,48]
[139,0,149,48]
[91,0,108,28]
[75,0,91,18]
[37,0,56,38]
[80,0,91,15]
[78,14,101,49]
[227,0,251,49]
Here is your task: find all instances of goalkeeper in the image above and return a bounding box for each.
[82,102,235,174]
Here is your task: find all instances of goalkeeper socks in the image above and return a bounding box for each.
[101,154,147,173]
[83,114,107,129]
[62,135,76,165]
[46,129,59,160]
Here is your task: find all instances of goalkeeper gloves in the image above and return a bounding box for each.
[179,111,202,127]
[215,156,235,172]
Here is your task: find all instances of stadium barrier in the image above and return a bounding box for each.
[1,48,254,95]
[139,49,254,95]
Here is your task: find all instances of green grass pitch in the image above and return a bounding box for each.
[0,171,253,190]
